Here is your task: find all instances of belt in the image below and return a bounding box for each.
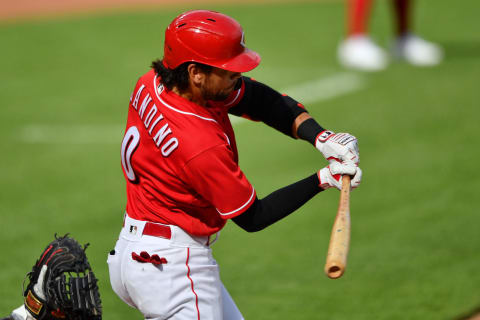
[142,222,171,239]
[123,214,213,246]
[123,213,172,239]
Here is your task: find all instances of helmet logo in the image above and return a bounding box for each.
[240,32,245,47]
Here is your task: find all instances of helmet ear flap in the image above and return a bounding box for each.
[163,10,260,73]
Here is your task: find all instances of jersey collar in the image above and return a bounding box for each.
[153,74,218,123]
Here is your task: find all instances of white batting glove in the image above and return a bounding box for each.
[318,162,362,190]
[11,304,32,320]
[315,130,360,165]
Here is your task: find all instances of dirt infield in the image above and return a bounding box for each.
[0,0,315,22]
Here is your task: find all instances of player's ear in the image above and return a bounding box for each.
[187,63,206,86]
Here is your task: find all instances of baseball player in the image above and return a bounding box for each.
[108,10,362,320]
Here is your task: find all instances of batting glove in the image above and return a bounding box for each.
[318,162,362,190]
[315,130,360,165]
[10,305,32,320]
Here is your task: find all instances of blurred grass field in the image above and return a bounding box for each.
[1,0,480,319]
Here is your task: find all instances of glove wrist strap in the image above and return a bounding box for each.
[24,289,47,319]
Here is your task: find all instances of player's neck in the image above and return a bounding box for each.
[172,85,207,107]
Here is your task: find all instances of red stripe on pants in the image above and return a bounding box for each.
[186,248,200,320]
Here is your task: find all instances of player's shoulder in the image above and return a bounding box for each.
[174,120,231,162]
[129,69,159,89]
[128,69,231,161]
[135,69,157,87]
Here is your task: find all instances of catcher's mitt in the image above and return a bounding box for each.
[23,234,102,320]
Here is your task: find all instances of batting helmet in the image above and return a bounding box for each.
[163,10,261,72]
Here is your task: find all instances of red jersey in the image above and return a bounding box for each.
[121,70,256,236]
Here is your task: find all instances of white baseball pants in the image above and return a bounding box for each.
[107,215,244,320]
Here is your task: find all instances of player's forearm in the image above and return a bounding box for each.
[291,112,311,138]
[295,117,325,145]
[232,173,322,232]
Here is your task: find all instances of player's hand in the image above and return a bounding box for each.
[318,162,362,190]
[315,130,359,165]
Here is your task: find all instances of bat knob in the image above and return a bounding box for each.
[325,260,346,279]
[326,266,343,279]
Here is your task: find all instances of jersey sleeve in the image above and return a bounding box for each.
[182,144,256,219]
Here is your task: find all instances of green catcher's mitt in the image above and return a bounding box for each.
[23,234,102,319]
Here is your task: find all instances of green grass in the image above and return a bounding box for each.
[1,1,480,319]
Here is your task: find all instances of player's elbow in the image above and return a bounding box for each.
[232,215,265,233]
[239,224,265,233]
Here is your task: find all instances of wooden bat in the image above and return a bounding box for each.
[324,175,351,279]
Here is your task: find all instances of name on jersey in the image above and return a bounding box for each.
[131,84,178,157]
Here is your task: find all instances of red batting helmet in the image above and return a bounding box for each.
[163,10,261,72]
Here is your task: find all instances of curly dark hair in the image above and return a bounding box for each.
[151,59,213,92]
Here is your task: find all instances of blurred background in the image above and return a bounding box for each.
[1,0,479,319]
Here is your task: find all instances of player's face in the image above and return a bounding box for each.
[202,68,241,101]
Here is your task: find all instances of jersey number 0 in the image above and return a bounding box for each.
[121,126,140,182]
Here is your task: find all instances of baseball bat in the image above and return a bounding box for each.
[324,175,351,279]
